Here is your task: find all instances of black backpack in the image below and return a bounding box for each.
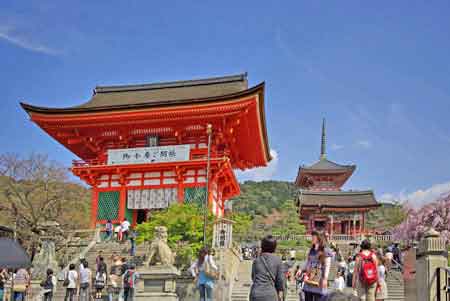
[40,275,53,290]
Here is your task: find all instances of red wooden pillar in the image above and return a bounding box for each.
[118,185,126,222]
[176,167,185,203]
[132,210,137,227]
[91,186,98,229]
[361,211,365,233]
[177,182,184,203]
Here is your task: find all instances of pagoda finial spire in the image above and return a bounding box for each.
[320,118,326,160]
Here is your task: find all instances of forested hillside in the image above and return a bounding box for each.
[231,181,304,238]
[231,180,297,216]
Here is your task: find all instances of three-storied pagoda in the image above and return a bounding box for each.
[21,74,271,228]
[295,119,379,235]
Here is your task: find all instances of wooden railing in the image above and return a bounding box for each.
[236,233,393,242]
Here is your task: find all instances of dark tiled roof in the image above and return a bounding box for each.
[81,73,248,109]
[21,73,249,113]
[303,158,355,171]
[298,190,378,208]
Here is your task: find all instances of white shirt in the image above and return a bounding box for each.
[289,250,296,259]
[189,255,218,277]
[378,265,386,281]
[79,267,91,284]
[114,225,121,233]
[67,270,78,289]
[333,276,345,291]
[121,221,130,232]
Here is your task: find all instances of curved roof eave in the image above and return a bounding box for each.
[20,82,271,163]
[20,83,264,115]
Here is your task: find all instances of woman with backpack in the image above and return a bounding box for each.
[41,269,57,301]
[189,246,219,301]
[249,235,285,301]
[352,239,379,301]
[302,231,332,301]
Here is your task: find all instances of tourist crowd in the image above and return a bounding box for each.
[0,219,139,301]
[249,232,404,301]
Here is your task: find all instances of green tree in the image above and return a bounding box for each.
[367,201,407,230]
[232,181,296,216]
[136,203,214,268]
[272,199,306,235]
[229,212,252,238]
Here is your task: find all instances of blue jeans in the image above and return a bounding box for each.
[14,292,25,301]
[130,241,136,256]
[0,288,4,301]
[199,284,213,301]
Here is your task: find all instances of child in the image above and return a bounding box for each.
[333,270,345,292]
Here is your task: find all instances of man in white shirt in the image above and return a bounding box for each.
[121,219,131,241]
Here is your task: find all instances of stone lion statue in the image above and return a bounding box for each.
[144,226,175,266]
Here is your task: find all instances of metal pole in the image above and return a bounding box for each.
[203,124,213,246]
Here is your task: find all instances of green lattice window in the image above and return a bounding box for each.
[125,206,133,222]
[97,191,119,221]
[184,187,206,207]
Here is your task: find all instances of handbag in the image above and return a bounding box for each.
[13,284,27,292]
[63,271,70,287]
[304,266,321,287]
[204,256,219,280]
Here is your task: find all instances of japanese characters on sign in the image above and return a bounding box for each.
[107,145,190,165]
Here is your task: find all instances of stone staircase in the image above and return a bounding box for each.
[50,240,146,301]
[231,260,299,301]
[386,269,404,301]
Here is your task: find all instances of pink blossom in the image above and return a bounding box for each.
[393,193,450,243]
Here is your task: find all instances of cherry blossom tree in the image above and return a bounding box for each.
[393,193,450,243]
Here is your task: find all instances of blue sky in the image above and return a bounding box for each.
[1,1,450,205]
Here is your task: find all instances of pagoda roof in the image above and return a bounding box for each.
[21,73,249,114]
[297,190,379,209]
[295,158,356,187]
[295,119,356,187]
[302,158,356,172]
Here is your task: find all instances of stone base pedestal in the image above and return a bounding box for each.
[135,265,180,301]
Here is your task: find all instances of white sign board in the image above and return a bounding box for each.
[107,145,190,165]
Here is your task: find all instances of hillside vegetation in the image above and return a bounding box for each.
[232,180,297,216]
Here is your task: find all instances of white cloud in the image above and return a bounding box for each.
[331,143,344,151]
[356,140,372,149]
[380,181,450,207]
[0,25,59,55]
[237,149,279,181]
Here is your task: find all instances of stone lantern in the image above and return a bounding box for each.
[212,218,234,249]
